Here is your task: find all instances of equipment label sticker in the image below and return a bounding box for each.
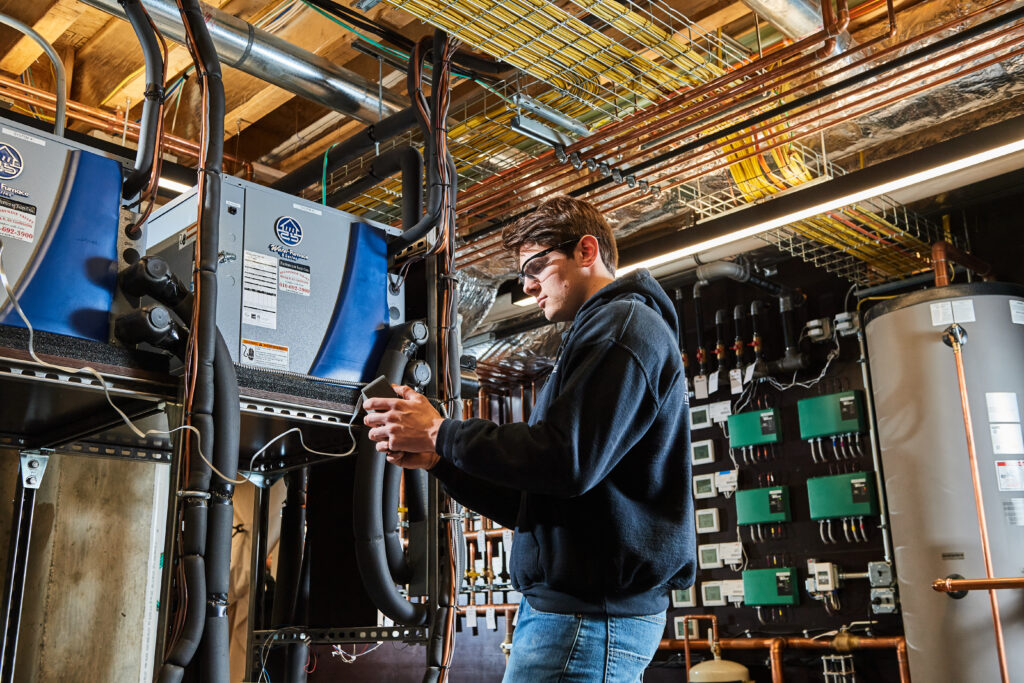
[278,259,310,296]
[995,460,1024,491]
[240,339,289,371]
[0,196,35,242]
[850,477,869,503]
[986,392,1020,423]
[242,250,278,329]
[1010,300,1024,325]
[991,423,1024,455]
[1002,498,1024,527]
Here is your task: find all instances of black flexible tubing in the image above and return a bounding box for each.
[158,0,224,679]
[692,282,707,376]
[325,145,423,232]
[272,469,308,627]
[383,464,414,584]
[119,0,165,200]
[271,107,418,193]
[200,332,239,683]
[353,322,428,625]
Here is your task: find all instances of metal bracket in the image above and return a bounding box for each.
[19,451,50,489]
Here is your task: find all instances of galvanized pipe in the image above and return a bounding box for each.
[81,0,405,122]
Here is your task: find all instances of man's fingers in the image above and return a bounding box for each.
[392,384,417,400]
[375,440,391,453]
[363,396,401,411]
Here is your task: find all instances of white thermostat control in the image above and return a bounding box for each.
[698,543,723,569]
[721,579,745,604]
[671,586,696,608]
[701,581,727,607]
[691,439,716,466]
[695,508,721,534]
[690,405,713,430]
[693,473,717,499]
[673,616,700,639]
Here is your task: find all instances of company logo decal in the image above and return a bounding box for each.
[275,216,303,246]
[268,243,309,261]
[0,143,24,180]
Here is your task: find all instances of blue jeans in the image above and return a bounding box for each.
[502,597,666,682]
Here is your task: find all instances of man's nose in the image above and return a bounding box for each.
[523,277,541,296]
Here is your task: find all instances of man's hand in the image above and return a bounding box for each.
[386,451,441,470]
[363,384,445,454]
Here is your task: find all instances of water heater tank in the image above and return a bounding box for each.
[864,282,1024,683]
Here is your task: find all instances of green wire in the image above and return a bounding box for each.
[302,1,408,61]
[322,141,340,205]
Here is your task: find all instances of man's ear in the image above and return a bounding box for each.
[577,234,602,268]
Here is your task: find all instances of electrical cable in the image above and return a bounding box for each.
[0,238,244,485]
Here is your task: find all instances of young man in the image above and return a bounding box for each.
[363,196,694,681]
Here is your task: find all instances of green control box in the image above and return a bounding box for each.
[797,391,866,440]
[728,409,781,448]
[735,486,791,525]
[806,472,879,520]
[742,567,800,606]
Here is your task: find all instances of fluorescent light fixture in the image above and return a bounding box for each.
[511,94,590,137]
[510,115,572,148]
[617,135,1024,276]
[157,176,193,195]
[514,296,537,307]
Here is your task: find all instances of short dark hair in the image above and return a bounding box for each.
[501,196,618,273]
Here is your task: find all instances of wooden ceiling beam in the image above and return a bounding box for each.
[694,1,751,32]
[0,0,83,76]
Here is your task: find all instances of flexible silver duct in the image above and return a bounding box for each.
[82,0,405,122]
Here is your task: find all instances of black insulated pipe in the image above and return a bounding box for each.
[119,0,165,200]
[768,295,809,374]
[272,106,418,194]
[733,304,747,366]
[692,281,708,376]
[201,332,238,683]
[714,308,729,371]
[157,1,224,680]
[383,464,414,584]
[673,288,689,376]
[325,145,423,232]
[353,322,429,625]
[750,300,766,364]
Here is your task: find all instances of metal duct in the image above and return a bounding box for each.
[740,0,851,50]
[81,0,405,123]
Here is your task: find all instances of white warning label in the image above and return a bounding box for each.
[0,196,36,243]
[242,250,278,329]
[1003,498,1024,527]
[278,259,311,296]
[995,460,1024,492]
[240,339,289,371]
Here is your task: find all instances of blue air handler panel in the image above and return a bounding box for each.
[0,119,124,342]
[146,175,404,383]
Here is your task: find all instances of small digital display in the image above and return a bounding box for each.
[701,547,718,563]
[694,444,708,458]
[705,585,721,601]
[692,408,708,423]
[696,478,713,494]
[698,513,714,527]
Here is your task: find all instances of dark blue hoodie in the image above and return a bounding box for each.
[432,269,695,616]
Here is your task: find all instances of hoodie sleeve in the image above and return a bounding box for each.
[429,457,521,528]
[435,337,663,497]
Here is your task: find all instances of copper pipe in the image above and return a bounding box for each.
[455,603,518,613]
[457,0,859,215]
[662,634,911,683]
[932,240,995,286]
[457,0,1011,231]
[503,607,515,664]
[478,387,490,421]
[945,325,1010,683]
[681,614,719,679]
[594,32,1024,215]
[934,576,1024,592]
[0,74,247,166]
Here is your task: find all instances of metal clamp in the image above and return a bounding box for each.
[19,451,50,490]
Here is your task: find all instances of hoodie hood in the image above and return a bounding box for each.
[574,269,679,339]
